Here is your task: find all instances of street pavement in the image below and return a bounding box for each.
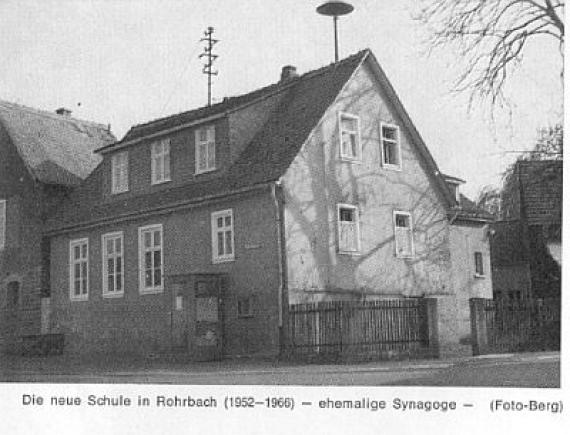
[0,351,560,387]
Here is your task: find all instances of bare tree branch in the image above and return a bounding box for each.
[414,0,564,106]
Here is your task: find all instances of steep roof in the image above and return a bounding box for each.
[47,49,460,232]
[0,100,115,186]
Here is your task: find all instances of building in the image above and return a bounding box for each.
[0,101,115,353]
[491,160,562,300]
[44,49,493,359]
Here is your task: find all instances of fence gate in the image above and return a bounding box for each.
[470,298,560,355]
[286,299,435,362]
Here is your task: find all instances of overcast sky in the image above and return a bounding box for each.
[0,0,563,198]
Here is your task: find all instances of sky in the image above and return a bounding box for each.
[0,0,563,198]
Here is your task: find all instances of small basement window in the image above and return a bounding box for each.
[237,297,253,318]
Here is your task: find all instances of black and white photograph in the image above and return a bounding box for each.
[0,1,565,433]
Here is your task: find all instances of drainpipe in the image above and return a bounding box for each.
[271,182,288,349]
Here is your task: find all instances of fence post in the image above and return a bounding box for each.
[422,298,440,358]
[469,298,488,356]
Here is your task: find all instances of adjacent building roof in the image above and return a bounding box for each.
[47,49,464,232]
[0,100,115,186]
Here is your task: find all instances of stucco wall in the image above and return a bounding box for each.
[49,191,282,358]
[282,61,452,303]
[446,222,493,348]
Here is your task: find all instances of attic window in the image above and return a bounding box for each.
[151,139,171,184]
[381,123,401,170]
[339,113,361,161]
[195,126,216,174]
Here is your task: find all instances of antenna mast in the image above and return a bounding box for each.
[199,26,219,106]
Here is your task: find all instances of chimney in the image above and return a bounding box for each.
[55,107,72,117]
[280,65,298,82]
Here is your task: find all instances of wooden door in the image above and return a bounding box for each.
[193,275,224,361]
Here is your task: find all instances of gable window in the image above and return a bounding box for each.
[381,123,401,169]
[211,209,235,263]
[474,252,485,277]
[339,113,361,161]
[0,199,5,250]
[195,126,216,174]
[337,204,360,253]
[102,232,124,297]
[69,238,89,301]
[111,151,129,193]
[394,211,413,258]
[151,139,171,184]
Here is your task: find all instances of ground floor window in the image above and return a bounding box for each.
[69,238,89,300]
[138,224,163,293]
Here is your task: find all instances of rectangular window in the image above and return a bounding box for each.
[69,238,89,301]
[102,232,124,297]
[211,209,235,262]
[474,252,485,277]
[151,139,171,184]
[339,113,361,160]
[337,204,360,253]
[111,151,129,193]
[237,296,253,318]
[0,199,5,250]
[195,126,216,174]
[381,123,401,169]
[138,224,163,294]
[394,211,413,257]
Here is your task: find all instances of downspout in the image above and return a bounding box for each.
[271,182,288,351]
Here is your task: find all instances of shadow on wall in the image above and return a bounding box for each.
[284,83,452,301]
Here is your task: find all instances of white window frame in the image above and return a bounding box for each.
[111,151,129,194]
[0,199,6,250]
[102,232,125,298]
[474,251,485,278]
[69,238,89,301]
[138,224,164,294]
[336,203,361,254]
[151,139,171,185]
[381,122,402,170]
[211,209,235,263]
[393,211,414,258]
[338,112,362,162]
[195,126,216,174]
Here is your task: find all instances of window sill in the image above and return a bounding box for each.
[111,189,129,195]
[212,256,235,264]
[338,250,361,256]
[151,178,172,186]
[474,274,486,279]
[396,254,414,259]
[339,157,362,164]
[195,167,217,176]
[103,292,125,299]
[382,163,402,172]
[139,287,164,295]
[70,295,89,302]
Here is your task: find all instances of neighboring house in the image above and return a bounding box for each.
[491,160,562,300]
[45,49,493,359]
[0,101,115,353]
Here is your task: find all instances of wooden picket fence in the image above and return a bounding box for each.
[480,298,560,353]
[286,299,431,362]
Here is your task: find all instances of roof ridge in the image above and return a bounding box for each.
[127,48,370,132]
[0,99,110,130]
